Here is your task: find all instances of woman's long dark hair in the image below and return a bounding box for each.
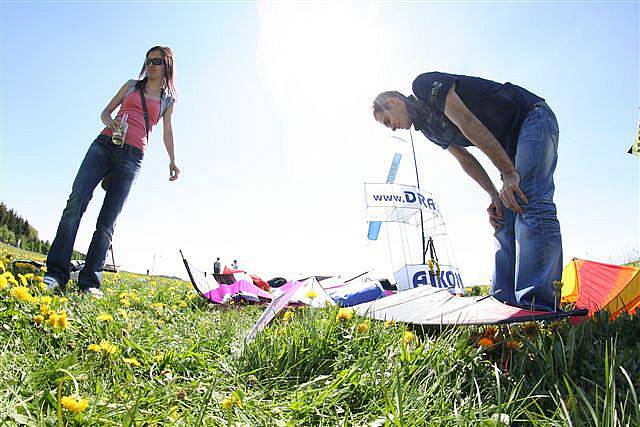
[137,46,177,99]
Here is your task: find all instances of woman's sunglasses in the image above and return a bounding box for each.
[146,57,164,66]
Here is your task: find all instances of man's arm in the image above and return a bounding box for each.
[443,85,528,213]
[447,145,498,198]
[447,145,503,230]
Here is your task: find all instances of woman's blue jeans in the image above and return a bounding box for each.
[491,103,562,311]
[46,135,142,290]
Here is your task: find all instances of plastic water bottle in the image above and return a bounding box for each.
[112,113,128,146]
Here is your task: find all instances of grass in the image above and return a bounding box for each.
[0,242,639,426]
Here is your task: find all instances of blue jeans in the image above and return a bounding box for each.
[46,135,142,290]
[491,103,562,311]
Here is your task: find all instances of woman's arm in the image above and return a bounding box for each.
[162,102,180,181]
[100,81,130,130]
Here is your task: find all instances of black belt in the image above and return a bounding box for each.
[97,134,143,157]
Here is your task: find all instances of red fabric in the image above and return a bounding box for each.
[575,260,621,313]
[221,266,270,292]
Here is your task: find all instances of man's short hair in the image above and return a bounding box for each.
[372,91,407,116]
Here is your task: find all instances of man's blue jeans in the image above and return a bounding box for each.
[491,103,562,311]
[46,135,142,290]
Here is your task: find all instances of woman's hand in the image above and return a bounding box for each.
[109,117,122,132]
[500,170,528,214]
[169,162,180,181]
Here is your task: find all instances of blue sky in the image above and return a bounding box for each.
[1,1,638,284]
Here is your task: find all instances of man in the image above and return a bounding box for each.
[373,72,561,311]
[214,257,221,274]
[231,259,238,270]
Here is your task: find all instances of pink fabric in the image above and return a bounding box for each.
[277,280,304,295]
[102,90,161,152]
[203,279,272,304]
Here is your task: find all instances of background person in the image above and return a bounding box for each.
[43,46,180,297]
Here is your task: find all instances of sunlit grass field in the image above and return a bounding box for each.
[1,242,638,426]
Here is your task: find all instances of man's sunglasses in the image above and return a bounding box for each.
[146,57,164,66]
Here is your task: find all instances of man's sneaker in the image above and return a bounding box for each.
[83,287,103,299]
[43,276,62,293]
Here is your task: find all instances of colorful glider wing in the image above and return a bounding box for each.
[353,286,586,325]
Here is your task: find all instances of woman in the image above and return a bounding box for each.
[43,46,179,297]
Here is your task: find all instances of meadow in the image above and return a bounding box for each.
[0,242,638,426]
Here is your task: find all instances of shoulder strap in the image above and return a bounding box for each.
[138,83,150,142]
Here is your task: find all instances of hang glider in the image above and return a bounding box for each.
[353,286,587,326]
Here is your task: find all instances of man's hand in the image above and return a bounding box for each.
[487,196,504,230]
[500,170,528,213]
[169,162,180,181]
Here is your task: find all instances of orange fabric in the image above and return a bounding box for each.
[566,258,640,318]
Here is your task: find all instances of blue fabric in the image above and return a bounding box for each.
[46,135,142,289]
[491,103,562,311]
[329,282,385,307]
[411,72,544,159]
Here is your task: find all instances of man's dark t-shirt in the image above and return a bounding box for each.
[409,72,544,159]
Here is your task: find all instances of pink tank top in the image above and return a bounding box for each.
[102,90,162,152]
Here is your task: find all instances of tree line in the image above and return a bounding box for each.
[0,203,84,259]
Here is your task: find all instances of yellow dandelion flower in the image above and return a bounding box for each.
[18,274,28,287]
[123,357,141,367]
[358,322,368,333]
[40,266,47,273]
[48,311,69,330]
[221,398,233,410]
[336,308,354,322]
[33,314,44,324]
[178,300,187,308]
[60,396,89,414]
[0,260,5,272]
[305,290,318,299]
[97,313,114,322]
[40,296,52,305]
[403,331,418,347]
[116,309,128,319]
[384,319,397,328]
[40,304,51,316]
[25,273,34,280]
[99,340,117,355]
[120,298,131,307]
[38,281,47,292]
[283,311,294,322]
[3,272,18,286]
[87,343,101,352]
[0,276,8,290]
[10,286,33,302]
